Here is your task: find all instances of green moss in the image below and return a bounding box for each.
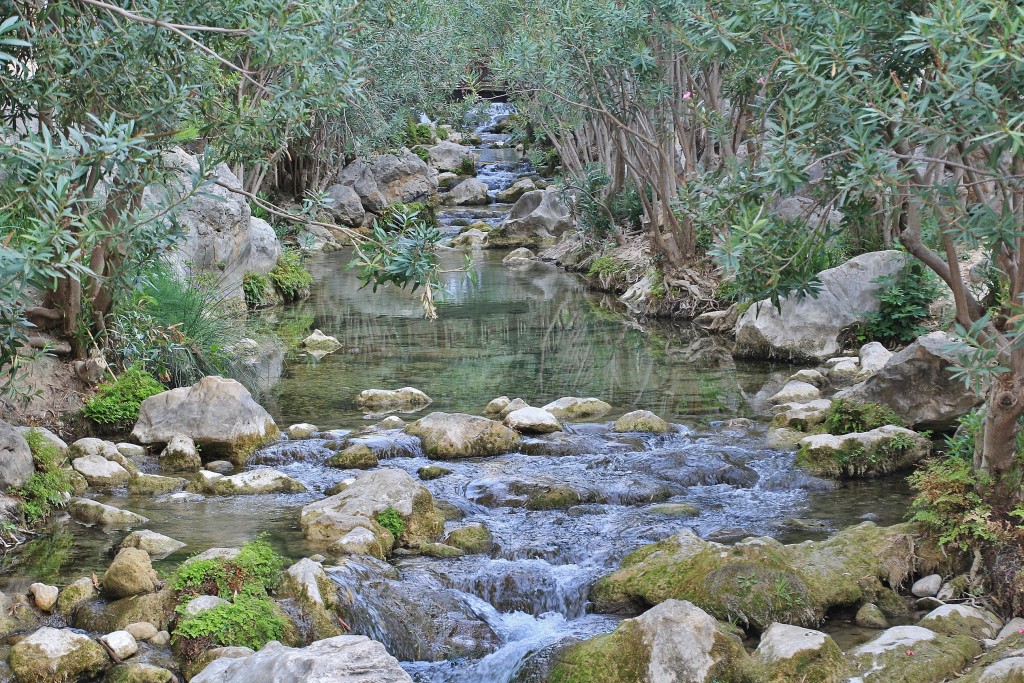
[173,537,285,600]
[268,249,314,302]
[549,622,651,683]
[850,631,980,682]
[242,272,271,308]
[796,431,925,478]
[526,486,582,510]
[588,255,628,278]
[457,156,477,176]
[375,507,405,540]
[445,523,493,554]
[173,594,287,659]
[325,443,378,469]
[759,634,848,682]
[417,465,452,480]
[411,145,430,162]
[824,400,904,434]
[14,430,73,523]
[83,366,164,426]
[129,473,187,495]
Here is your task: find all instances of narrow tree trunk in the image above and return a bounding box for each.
[977,375,1024,481]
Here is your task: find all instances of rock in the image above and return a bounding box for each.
[406,412,521,459]
[912,574,943,598]
[160,434,201,472]
[427,141,475,172]
[300,330,341,353]
[376,416,406,430]
[769,381,821,404]
[121,530,186,559]
[324,183,366,227]
[55,577,98,616]
[326,444,379,469]
[417,465,451,481]
[182,595,229,616]
[767,427,807,449]
[771,401,832,431]
[145,148,280,302]
[613,410,670,433]
[445,178,490,206]
[503,407,561,434]
[919,604,1002,639]
[100,631,138,660]
[29,583,59,611]
[445,524,494,554]
[72,454,130,488]
[541,396,612,420]
[734,251,907,361]
[69,498,148,528]
[996,618,1024,642]
[124,622,159,641]
[856,602,889,629]
[829,359,862,381]
[486,190,573,248]
[648,503,700,517]
[483,396,511,417]
[788,368,827,386]
[796,425,931,478]
[592,522,919,630]
[0,419,35,490]
[497,397,530,419]
[191,635,413,683]
[103,548,158,599]
[105,663,173,683]
[848,625,980,683]
[496,177,537,203]
[836,332,984,429]
[132,376,279,465]
[550,599,750,683]
[858,341,893,376]
[300,468,444,557]
[16,426,68,454]
[279,558,341,640]
[451,228,487,248]
[204,468,306,495]
[128,473,187,495]
[337,149,437,214]
[356,387,432,411]
[206,460,234,474]
[753,622,847,681]
[8,627,109,683]
[972,657,1024,682]
[151,630,170,645]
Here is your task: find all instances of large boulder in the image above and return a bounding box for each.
[68,498,148,529]
[337,150,437,214]
[549,600,751,683]
[200,468,306,495]
[0,419,35,490]
[190,635,412,683]
[71,454,129,488]
[406,412,521,459]
[8,627,109,683]
[796,425,931,478]
[143,148,281,301]
[445,178,490,206]
[426,141,475,173]
[300,468,444,557]
[485,189,574,248]
[121,530,186,559]
[835,332,984,429]
[753,623,847,682]
[324,183,366,227]
[496,177,538,203]
[847,625,980,682]
[733,251,906,361]
[103,548,159,599]
[132,376,279,465]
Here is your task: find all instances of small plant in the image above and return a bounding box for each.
[269,249,314,302]
[242,272,271,309]
[14,430,73,523]
[823,400,904,434]
[860,261,940,345]
[375,507,405,540]
[588,256,627,278]
[174,594,287,659]
[83,366,165,426]
[411,145,430,163]
[457,156,476,176]
[173,536,285,599]
[403,120,434,146]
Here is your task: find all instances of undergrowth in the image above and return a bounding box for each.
[14,430,73,524]
[823,400,904,434]
[242,272,272,309]
[82,365,164,426]
[859,261,939,345]
[269,249,314,302]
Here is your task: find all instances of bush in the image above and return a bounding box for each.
[83,366,165,425]
[457,156,476,176]
[173,536,286,599]
[570,165,643,239]
[411,145,430,163]
[403,120,434,146]
[860,261,940,345]
[375,507,405,540]
[14,430,73,524]
[174,594,287,659]
[269,249,314,302]
[242,272,271,309]
[823,400,904,434]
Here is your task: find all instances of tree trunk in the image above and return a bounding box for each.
[977,375,1024,481]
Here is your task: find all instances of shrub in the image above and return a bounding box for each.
[403,120,433,146]
[411,145,430,163]
[860,261,940,345]
[15,430,73,524]
[174,594,287,659]
[823,400,904,434]
[268,249,314,302]
[570,165,643,239]
[375,507,405,540]
[83,366,165,425]
[242,272,271,309]
[588,255,627,278]
[457,156,476,176]
[173,536,285,599]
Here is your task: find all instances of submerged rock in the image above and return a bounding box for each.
[68,498,148,529]
[132,376,279,465]
[300,330,341,353]
[541,396,612,420]
[406,412,521,459]
[355,387,432,411]
[796,425,930,478]
[8,627,108,683]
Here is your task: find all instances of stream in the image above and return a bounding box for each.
[0,104,915,681]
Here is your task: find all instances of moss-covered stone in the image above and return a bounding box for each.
[8,627,109,683]
[445,523,494,554]
[592,522,918,630]
[326,443,378,469]
[613,410,670,433]
[55,577,98,618]
[848,625,980,682]
[74,587,176,632]
[129,473,187,495]
[418,465,452,480]
[406,412,521,460]
[917,604,1002,639]
[278,558,343,642]
[414,542,465,558]
[105,663,174,683]
[648,503,699,517]
[796,425,930,478]
[753,623,849,683]
[952,632,1024,682]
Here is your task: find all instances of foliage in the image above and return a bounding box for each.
[823,400,905,435]
[909,455,998,551]
[588,256,628,278]
[83,366,164,426]
[411,145,430,163]
[567,166,644,241]
[174,594,286,657]
[403,121,435,147]
[242,272,272,309]
[14,430,72,524]
[173,536,285,600]
[860,262,941,345]
[269,250,315,303]
[457,156,477,177]
[375,507,405,540]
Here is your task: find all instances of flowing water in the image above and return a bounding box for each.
[0,104,915,681]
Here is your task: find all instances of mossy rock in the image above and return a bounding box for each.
[0,593,41,638]
[74,587,176,632]
[104,663,174,683]
[55,577,98,618]
[8,627,109,683]
[917,604,1002,639]
[526,485,584,510]
[414,542,465,558]
[182,646,254,682]
[613,410,670,434]
[129,473,187,495]
[418,465,452,481]
[953,632,1024,682]
[848,625,980,682]
[796,425,930,479]
[648,503,699,517]
[445,523,494,554]
[753,623,849,683]
[326,443,378,469]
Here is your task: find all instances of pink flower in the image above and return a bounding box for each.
[906,650,914,656]
[682,91,692,100]
[758,76,766,84]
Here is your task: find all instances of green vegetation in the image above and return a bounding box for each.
[569,166,644,241]
[174,594,287,659]
[412,145,430,162]
[375,507,406,540]
[269,250,314,302]
[14,430,73,524]
[457,156,477,176]
[173,537,285,599]
[823,400,904,435]
[860,262,941,345]
[403,121,434,147]
[82,366,164,426]
[242,272,272,309]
